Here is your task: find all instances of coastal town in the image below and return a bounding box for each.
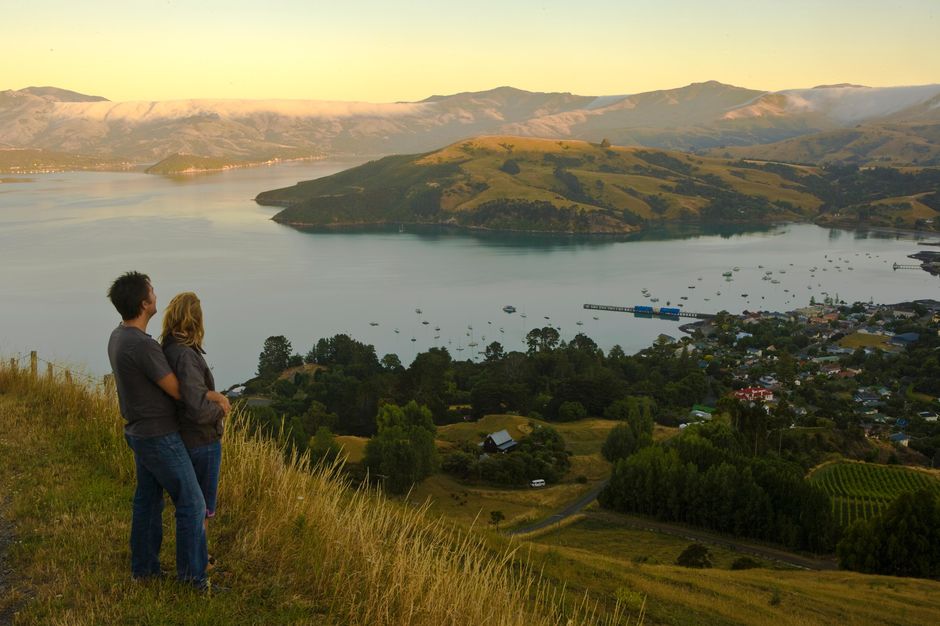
[672,298,940,462]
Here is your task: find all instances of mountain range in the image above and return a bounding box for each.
[2,81,939,167]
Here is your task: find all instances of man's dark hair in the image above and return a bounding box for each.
[107,271,151,320]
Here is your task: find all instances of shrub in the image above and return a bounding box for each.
[676,544,712,568]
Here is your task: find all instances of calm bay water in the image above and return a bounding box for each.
[1,161,937,388]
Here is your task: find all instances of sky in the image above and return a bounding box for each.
[3,0,938,102]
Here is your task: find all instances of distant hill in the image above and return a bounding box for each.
[712,123,940,166]
[3,82,940,168]
[257,136,826,234]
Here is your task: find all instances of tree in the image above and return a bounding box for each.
[557,400,587,421]
[602,422,648,462]
[258,335,292,378]
[484,341,505,363]
[364,401,439,494]
[676,543,712,568]
[837,489,940,578]
[309,426,342,466]
[500,159,521,175]
[490,510,506,531]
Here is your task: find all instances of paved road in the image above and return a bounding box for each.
[507,479,838,571]
[508,479,609,535]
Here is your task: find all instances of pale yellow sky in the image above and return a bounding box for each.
[4,1,938,102]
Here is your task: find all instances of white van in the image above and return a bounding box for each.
[530,479,546,488]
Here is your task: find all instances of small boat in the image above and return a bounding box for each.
[733,267,740,272]
[650,297,660,302]
[434,326,440,331]
[468,341,479,347]
[741,293,748,297]
[502,305,517,313]
[544,316,550,320]
[688,285,695,289]
[410,337,417,342]
[771,279,780,284]
[415,308,422,314]
[576,321,584,326]
[434,335,440,339]
[369,322,379,326]
[521,314,527,319]
[593,316,599,320]
[680,296,688,300]
[722,271,733,277]
[394,328,400,334]
[422,320,429,325]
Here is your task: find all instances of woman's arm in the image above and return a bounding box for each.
[175,349,225,425]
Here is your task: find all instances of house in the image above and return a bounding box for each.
[479,429,518,454]
[889,432,911,447]
[733,387,774,403]
[890,332,920,346]
[918,411,939,423]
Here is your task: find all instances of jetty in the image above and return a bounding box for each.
[583,303,715,320]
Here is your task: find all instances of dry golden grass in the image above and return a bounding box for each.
[0,362,630,625]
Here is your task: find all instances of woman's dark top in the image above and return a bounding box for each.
[162,334,224,448]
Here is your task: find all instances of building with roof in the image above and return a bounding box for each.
[479,429,519,454]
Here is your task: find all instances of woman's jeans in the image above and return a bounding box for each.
[188,441,222,518]
[125,432,207,584]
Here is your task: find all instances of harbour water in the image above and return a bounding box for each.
[1,161,936,387]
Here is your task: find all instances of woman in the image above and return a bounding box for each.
[161,292,229,568]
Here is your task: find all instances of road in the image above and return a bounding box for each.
[507,479,838,571]
[508,479,610,535]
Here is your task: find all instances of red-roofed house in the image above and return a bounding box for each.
[732,387,775,403]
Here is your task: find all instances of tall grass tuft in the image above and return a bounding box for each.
[0,361,628,625]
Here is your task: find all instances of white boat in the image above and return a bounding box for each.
[502,305,517,313]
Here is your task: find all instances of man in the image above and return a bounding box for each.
[106,271,229,587]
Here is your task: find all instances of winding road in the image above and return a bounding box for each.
[507,479,838,571]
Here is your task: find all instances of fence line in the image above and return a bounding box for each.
[2,350,106,387]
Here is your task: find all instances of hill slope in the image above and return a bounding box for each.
[0,364,616,625]
[257,136,823,234]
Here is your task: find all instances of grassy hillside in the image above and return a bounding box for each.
[712,123,940,167]
[809,460,940,527]
[257,136,823,234]
[0,363,624,625]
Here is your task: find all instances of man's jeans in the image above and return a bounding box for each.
[125,432,207,584]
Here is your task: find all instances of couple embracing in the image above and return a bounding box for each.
[106,271,229,589]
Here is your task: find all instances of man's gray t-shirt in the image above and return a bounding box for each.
[107,324,178,437]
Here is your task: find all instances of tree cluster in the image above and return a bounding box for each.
[600,421,836,551]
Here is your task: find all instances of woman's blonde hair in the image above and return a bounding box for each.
[161,292,204,349]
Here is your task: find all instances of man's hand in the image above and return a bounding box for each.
[206,390,232,416]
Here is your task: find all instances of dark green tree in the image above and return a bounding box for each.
[258,335,292,378]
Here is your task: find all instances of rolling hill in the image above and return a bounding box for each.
[256,135,832,234]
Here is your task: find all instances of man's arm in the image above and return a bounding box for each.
[206,390,231,416]
[155,372,182,401]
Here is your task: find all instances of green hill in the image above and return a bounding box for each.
[256,136,823,234]
[711,123,940,167]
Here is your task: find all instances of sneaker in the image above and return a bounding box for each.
[132,569,170,582]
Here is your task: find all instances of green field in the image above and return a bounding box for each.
[809,461,940,526]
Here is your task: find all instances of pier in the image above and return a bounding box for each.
[584,303,715,320]
[893,263,922,270]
